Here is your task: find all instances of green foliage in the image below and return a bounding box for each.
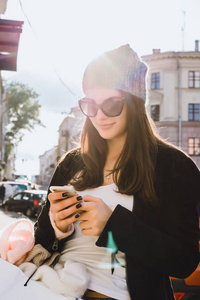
[4,81,45,161]
[5,143,13,163]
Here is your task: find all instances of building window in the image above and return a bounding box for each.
[151,73,160,89]
[61,130,69,137]
[188,104,200,121]
[151,105,160,121]
[188,71,200,88]
[188,138,200,156]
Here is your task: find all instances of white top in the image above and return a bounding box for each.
[58,184,133,300]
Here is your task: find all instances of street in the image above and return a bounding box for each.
[0,207,36,231]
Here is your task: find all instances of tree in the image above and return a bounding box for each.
[4,81,45,162]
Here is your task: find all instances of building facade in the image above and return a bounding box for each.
[0,79,8,178]
[57,106,84,159]
[38,107,84,185]
[39,146,58,188]
[142,42,200,168]
[0,1,24,179]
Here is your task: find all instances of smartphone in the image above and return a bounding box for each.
[50,185,78,197]
[49,185,84,217]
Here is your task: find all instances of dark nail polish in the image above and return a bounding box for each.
[76,196,82,201]
[62,192,68,197]
[76,203,82,209]
[75,213,80,219]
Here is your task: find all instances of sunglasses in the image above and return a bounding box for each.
[78,97,125,117]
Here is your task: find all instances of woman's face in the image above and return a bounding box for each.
[84,88,128,145]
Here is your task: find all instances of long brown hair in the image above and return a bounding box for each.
[72,92,168,203]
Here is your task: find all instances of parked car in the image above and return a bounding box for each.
[0,181,29,199]
[172,204,200,300]
[15,179,37,190]
[3,190,47,218]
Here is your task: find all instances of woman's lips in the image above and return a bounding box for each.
[97,123,115,129]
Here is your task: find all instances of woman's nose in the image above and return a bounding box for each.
[95,107,107,119]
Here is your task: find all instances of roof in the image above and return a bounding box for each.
[0,19,24,71]
[142,50,200,63]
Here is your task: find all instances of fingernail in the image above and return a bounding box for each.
[75,213,80,219]
[62,192,68,197]
[76,196,82,201]
[76,203,82,209]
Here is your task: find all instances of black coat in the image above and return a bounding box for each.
[34,145,200,300]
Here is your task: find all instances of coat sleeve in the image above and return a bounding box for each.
[34,165,66,252]
[96,151,200,278]
[34,150,78,253]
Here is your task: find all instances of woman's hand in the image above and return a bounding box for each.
[48,191,83,233]
[77,195,113,237]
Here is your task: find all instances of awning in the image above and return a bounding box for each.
[0,19,24,71]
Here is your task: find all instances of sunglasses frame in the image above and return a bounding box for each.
[78,97,126,117]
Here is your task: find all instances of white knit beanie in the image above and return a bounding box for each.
[82,44,148,102]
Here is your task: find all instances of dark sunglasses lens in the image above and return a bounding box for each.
[79,101,97,117]
[102,98,124,117]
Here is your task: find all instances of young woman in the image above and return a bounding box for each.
[34,44,200,300]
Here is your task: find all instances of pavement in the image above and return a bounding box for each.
[0,207,25,230]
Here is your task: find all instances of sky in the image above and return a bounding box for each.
[2,0,200,179]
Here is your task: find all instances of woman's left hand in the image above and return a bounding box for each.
[77,195,112,236]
